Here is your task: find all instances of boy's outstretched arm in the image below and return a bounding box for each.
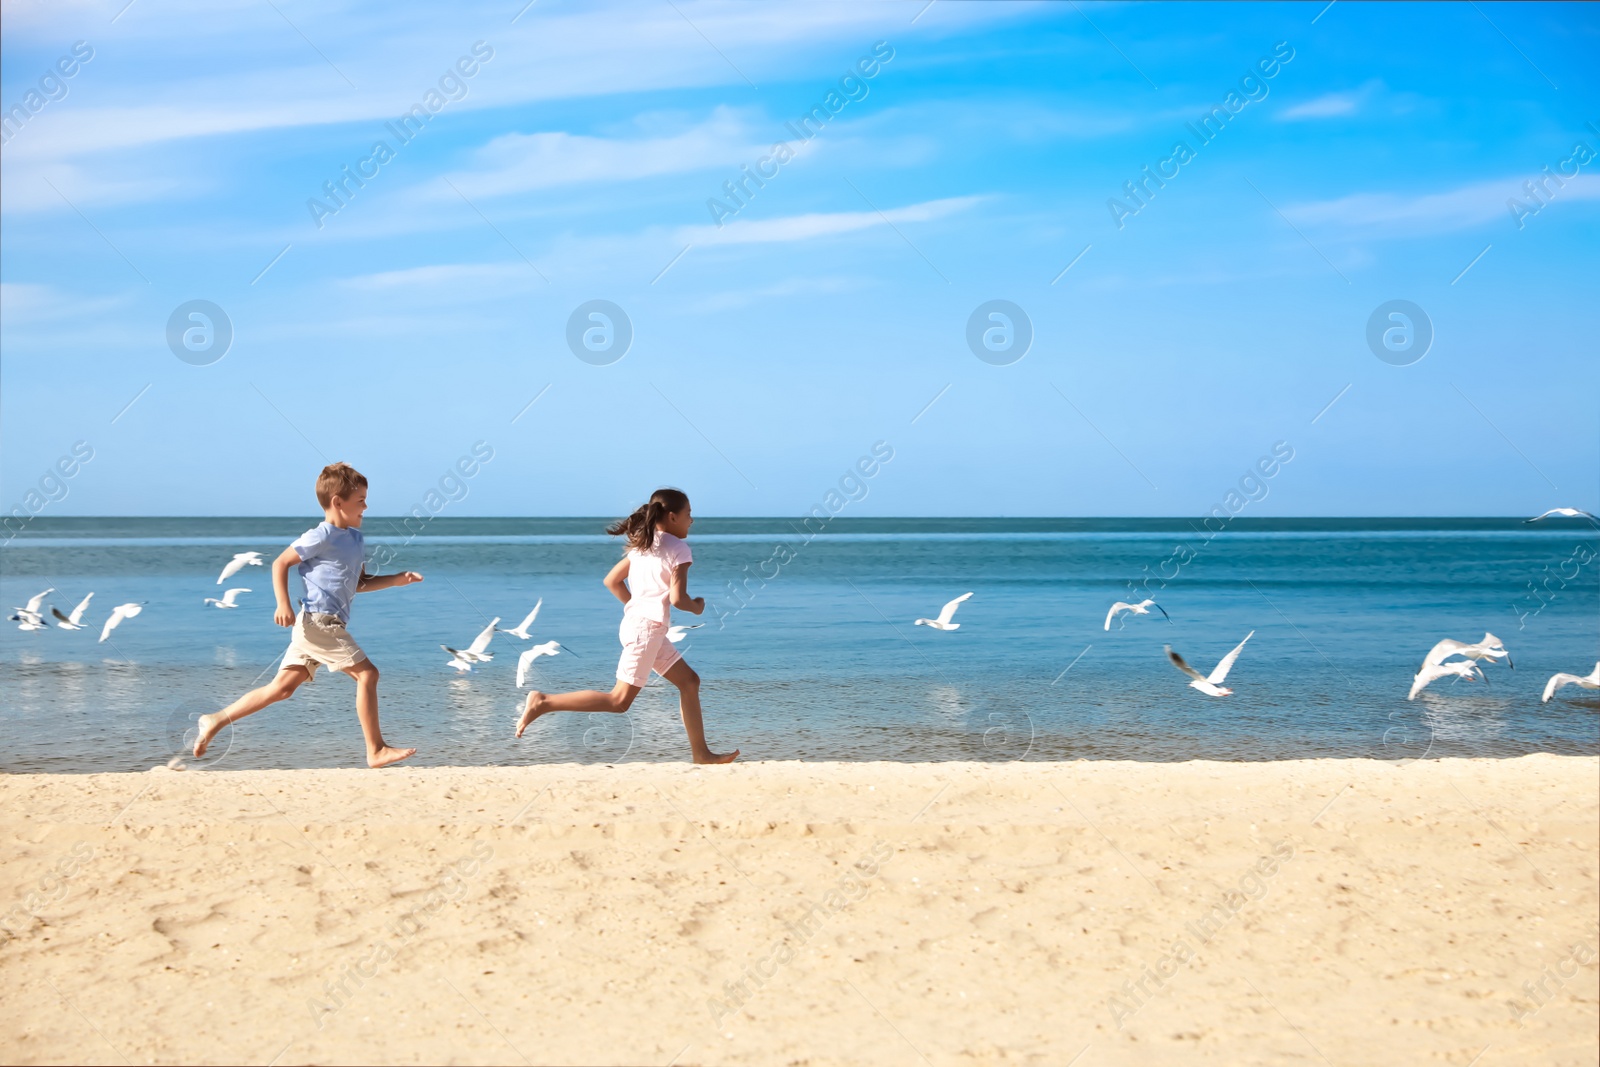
[271,547,300,627]
[669,562,704,615]
[357,568,423,593]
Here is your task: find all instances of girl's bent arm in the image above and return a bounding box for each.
[669,562,705,615]
[604,557,632,606]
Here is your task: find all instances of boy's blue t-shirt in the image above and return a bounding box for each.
[291,522,364,623]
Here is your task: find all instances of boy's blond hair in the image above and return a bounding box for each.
[316,462,368,509]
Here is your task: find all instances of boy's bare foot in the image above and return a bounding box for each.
[516,692,549,738]
[193,713,226,758]
[694,748,740,765]
[367,746,416,768]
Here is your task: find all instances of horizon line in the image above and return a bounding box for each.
[6,514,1590,522]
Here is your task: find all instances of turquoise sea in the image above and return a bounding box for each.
[2,517,1596,772]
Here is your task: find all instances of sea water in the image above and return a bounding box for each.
[2,517,1596,772]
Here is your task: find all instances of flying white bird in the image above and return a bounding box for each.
[1104,599,1170,631]
[99,602,145,643]
[1421,633,1512,670]
[667,623,704,644]
[1542,662,1600,703]
[11,588,55,630]
[441,617,499,671]
[1166,631,1254,697]
[12,588,53,617]
[914,592,973,631]
[1524,507,1598,523]
[497,599,542,640]
[516,641,574,687]
[216,551,265,584]
[1408,658,1484,700]
[52,592,95,630]
[204,588,251,609]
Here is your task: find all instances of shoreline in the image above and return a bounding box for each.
[4,756,1596,1064]
[8,746,1600,777]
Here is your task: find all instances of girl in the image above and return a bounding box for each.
[516,488,739,764]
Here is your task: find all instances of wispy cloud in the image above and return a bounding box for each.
[684,274,864,313]
[439,109,754,200]
[0,281,138,325]
[1285,174,1600,236]
[1279,93,1359,121]
[3,2,1023,163]
[1277,80,1383,122]
[336,262,534,292]
[1,160,185,213]
[679,195,984,246]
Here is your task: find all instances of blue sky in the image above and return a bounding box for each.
[2,0,1596,518]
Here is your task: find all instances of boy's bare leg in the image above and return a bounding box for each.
[517,681,639,738]
[661,660,738,765]
[195,666,309,757]
[340,659,415,768]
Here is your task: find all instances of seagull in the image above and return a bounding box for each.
[497,600,542,640]
[1408,659,1483,700]
[217,551,264,584]
[1421,633,1512,670]
[204,588,252,609]
[1542,662,1600,703]
[667,623,704,644]
[1165,631,1254,697]
[52,592,95,630]
[1525,507,1598,523]
[11,588,54,630]
[516,641,574,687]
[440,617,499,671]
[12,588,52,617]
[99,602,145,643]
[914,592,973,631]
[1104,599,1170,631]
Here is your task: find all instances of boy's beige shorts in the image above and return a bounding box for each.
[280,611,367,677]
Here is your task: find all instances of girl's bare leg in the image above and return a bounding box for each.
[661,660,738,764]
[194,666,309,757]
[517,680,640,738]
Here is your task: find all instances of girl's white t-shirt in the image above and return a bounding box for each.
[623,531,692,625]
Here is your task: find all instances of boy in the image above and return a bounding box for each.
[194,462,421,768]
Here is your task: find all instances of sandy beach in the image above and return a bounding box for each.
[2,756,1595,1066]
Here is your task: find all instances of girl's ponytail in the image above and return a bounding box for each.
[606,487,690,552]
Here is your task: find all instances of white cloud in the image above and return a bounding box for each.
[679,194,984,246]
[442,108,754,200]
[317,195,985,298]
[1284,174,1600,235]
[336,262,533,292]
[0,281,136,325]
[683,274,864,313]
[1279,93,1359,121]
[0,159,184,212]
[1276,80,1384,122]
[1,1,1030,162]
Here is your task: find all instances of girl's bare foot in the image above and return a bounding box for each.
[193,713,226,758]
[516,692,549,738]
[367,745,416,768]
[694,748,740,765]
